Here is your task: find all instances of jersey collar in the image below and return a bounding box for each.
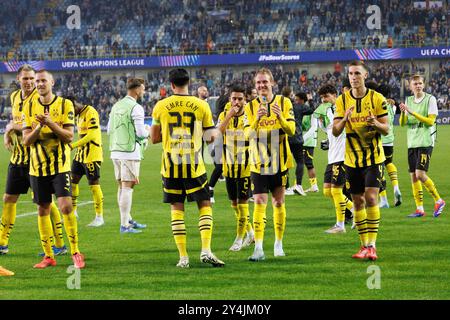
[38,94,58,107]
[256,95,276,105]
[349,88,369,100]
[20,88,37,102]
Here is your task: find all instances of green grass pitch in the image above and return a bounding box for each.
[0,126,449,300]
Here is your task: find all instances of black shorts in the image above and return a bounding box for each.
[251,170,288,195]
[345,164,384,195]
[225,176,251,201]
[408,147,433,172]
[324,162,346,186]
[71,160,101,181]
[162,174,210,203]
[30,172,72,204]
[303,147,315,169]
[383,146,394,165]
[5,163,30,195]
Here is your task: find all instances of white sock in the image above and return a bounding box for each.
[336,221,345,228]
[417,205,424,212]
[119,187,133,227]
[255,240,263,251]
[117,186,122,205]
[274,239,283,249]
[393,185,400,193]
[379,196,388,204]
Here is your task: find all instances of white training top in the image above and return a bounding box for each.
[326,106,345,164]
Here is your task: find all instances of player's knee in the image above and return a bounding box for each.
[272,198,284,207]
[415,170,427,182]
[366,194,378,207]
[3,194,19,203]
[352,195,365,210]
[60,203,73,215]
[38,204,51,216]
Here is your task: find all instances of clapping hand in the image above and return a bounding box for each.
[257,103,268,119]
[272,103,281,118]
[367,110,376,127]
[399,103,410,114]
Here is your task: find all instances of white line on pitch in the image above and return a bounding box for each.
[16,201,94,218]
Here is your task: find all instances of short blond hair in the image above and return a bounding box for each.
[348,60,368,72]
[255,68,275,83]
[410,74,424,82]
[17,64,35,76]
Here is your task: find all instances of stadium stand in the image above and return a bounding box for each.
[3,0,449,60]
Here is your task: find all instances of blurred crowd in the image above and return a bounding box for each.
[1,0,448,61]
[1,60,448,120]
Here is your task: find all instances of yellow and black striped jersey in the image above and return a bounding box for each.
[217,109,250,178]
[8,88,38,165]
[334,89,387,168]
[244,95,295,175]
[23,96,75,176]
[72,105,103,163]
[223,101,231,113]
[152,94,214,178]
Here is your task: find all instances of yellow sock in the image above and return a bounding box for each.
[423,178,441,202]
[199,206,213,252]
[90,185,104,216]
[237,204,249,239]
[331,187,346,224]
[354,209,368,246]
[309,177,317,187]
[0,202,16,246]
[72,183,79,213]
[50,202,65,248]
[246,211,253,233]
[253,203,267,242]
[273,204,286,241]
[323,187,332,199]
[171,210,187,257]
[379,190,387,198]
[231,204,238,220]
[412,181,424,209]
[366,206,381,247]
[63,212,79,255]
[38,214,54,259]
[386,163,399,187]
[345,196,354,211]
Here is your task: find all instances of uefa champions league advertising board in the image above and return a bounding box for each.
[1,46,449,73]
